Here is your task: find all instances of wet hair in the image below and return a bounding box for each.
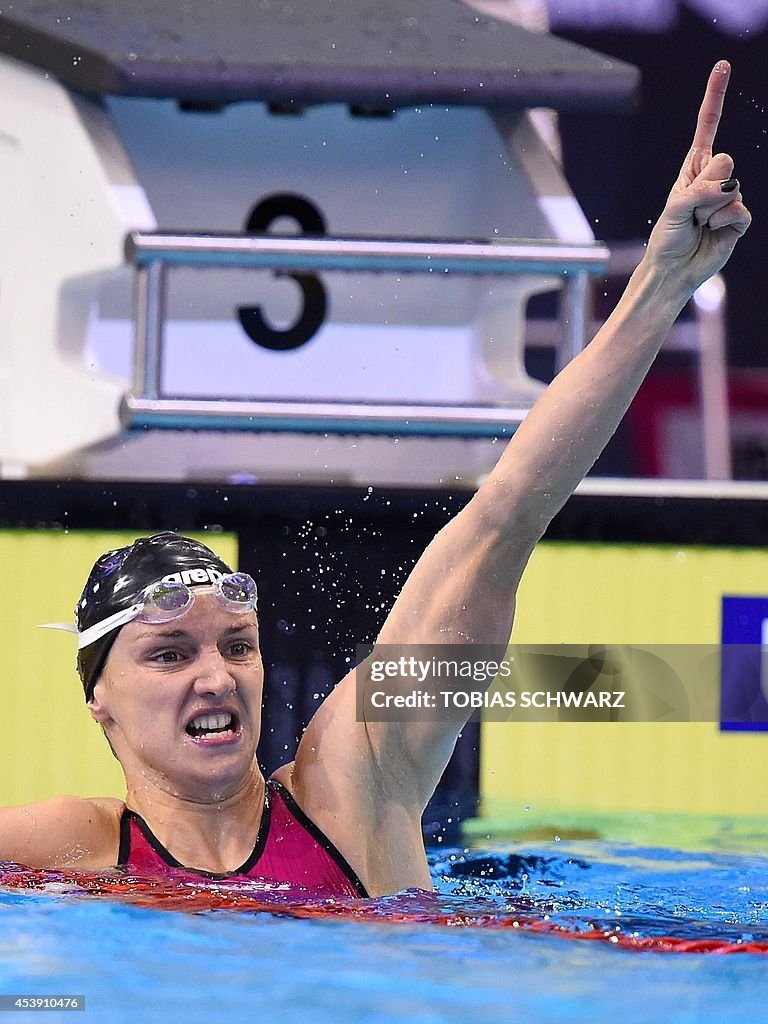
[76,532,232,702]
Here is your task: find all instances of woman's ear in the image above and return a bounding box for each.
[87,679,112,725]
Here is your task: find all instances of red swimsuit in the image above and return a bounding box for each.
[118,779,367,898]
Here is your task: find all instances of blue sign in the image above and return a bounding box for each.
[720,596,768,731]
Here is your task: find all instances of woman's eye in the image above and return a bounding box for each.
[150,650,183,664]
[227,641,253,658]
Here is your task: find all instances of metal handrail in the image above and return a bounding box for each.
[121,397,531,436]
[124,230,610,437]
[125,232,609,274]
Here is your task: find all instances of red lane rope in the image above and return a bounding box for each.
[2,865,766,955]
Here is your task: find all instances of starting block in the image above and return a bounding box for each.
[0,0,636,479]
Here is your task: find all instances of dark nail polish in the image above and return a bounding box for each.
[720,178,739,193]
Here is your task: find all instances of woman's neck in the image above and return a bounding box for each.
[124,765,267,873]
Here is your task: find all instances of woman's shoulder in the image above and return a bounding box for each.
[0,794,125,870]
[41,794,125,832]
[268,762,295,793]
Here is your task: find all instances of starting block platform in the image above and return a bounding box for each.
[0,0,637,108]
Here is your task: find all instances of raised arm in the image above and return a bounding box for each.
[293,64,751,879]
[376,60,750,651]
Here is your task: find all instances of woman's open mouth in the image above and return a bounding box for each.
[185,711,241,743]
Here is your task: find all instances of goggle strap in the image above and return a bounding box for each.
[74,602,145,650]
[38,573,258,651]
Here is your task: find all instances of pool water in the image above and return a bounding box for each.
[2,841,768,1024]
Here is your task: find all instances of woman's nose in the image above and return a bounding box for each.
[192,651,236,695]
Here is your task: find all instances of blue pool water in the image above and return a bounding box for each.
[2,841,768,1024]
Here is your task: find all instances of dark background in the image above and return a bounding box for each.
[557,7,767,368]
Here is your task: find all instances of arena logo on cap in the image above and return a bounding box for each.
[161,567,225,586]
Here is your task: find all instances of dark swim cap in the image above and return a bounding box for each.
[76,532,232,702]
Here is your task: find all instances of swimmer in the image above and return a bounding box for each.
[0,62,750,897]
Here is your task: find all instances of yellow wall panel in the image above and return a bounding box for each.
[11,530,765,823]
[0,529,237,807]
[480,542,768,821]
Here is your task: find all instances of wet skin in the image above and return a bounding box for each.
[88,593,269,868]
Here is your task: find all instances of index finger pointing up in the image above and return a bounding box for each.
[690,60,731,153]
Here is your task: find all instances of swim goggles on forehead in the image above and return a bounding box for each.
[44,572,258,650]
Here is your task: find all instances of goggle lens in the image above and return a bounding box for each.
[138,581,195,620]
[218,572,258,606]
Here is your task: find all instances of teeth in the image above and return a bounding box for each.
[190,713,232,731]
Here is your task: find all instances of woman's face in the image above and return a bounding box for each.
[88,589,264,802]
